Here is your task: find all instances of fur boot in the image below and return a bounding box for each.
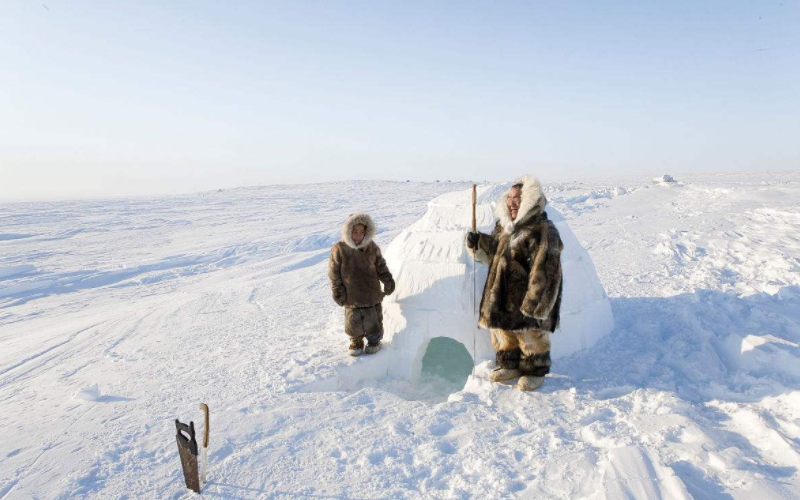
[348,338,364,357]
[489,348,522,382]
[518,376,545,391]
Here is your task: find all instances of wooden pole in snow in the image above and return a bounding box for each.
[199,403,209,485]
[471,184,477,367]
[471,184,477,233]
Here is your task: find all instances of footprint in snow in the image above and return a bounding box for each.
[436,440,457,454]
[428,421,453,436]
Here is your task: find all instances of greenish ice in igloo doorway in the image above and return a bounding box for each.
[419,337,474,398]
[299,336,477,404]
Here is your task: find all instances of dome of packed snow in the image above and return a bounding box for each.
[380,183,615,382]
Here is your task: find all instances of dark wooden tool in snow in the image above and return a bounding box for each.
[175,419,201,493]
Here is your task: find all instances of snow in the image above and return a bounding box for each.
[2,173,800,499]
[72,384,101,402]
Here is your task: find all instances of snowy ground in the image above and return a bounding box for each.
[2,173,800,499]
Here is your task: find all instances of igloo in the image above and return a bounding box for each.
[379,183,614,384]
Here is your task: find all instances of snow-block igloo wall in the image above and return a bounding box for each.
[380,183,614,381]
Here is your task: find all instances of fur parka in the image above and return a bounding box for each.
[467,176,564,333]
[329,213,395,308]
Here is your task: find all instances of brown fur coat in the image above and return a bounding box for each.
[329,213,395,308]
[467,176,564,333]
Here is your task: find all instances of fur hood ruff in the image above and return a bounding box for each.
[341,213,376,249]
[494,175,547,234]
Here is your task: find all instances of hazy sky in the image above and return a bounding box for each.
[1,0,798,200]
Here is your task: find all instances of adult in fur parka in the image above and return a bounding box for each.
[466,175,563,391]
[329,213,395,356]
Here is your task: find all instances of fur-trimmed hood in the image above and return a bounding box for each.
[341,213,377,249]
[494,175,547,234]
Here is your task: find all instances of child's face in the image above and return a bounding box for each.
[352,224,366,245]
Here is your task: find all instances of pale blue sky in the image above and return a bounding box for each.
[1,0,798,200]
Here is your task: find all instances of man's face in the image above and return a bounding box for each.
[507,186,522,220]
[352,224,366,245]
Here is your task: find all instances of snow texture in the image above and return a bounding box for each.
[2,174,800,499]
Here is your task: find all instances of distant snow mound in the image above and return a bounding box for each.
[381,183,614,381]
[72,384,101,402]
[653,174,679,186]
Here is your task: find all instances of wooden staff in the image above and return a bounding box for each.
[199,403,209,485]
[471,184,477,314]
[471,184,477,366]
[471,184,477,233]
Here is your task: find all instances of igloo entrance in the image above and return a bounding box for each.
[419,337,474,394]
[375,335,475,403]
[302,334,476,403]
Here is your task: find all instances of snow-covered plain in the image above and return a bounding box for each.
[2,172,800,499]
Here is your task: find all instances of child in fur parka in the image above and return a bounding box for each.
[328,213,395,356]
